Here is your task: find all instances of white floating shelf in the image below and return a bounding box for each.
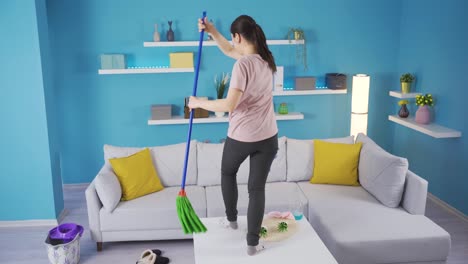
[388,115,462,138]
[273,89,347,96]
[98,68,194,74]
[148,112,304,125]
[389,91,421,98]
[144,39,305,47]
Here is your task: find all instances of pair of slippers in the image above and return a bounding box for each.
[136,249,170,264]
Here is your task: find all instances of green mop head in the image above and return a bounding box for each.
[176,190,207,234]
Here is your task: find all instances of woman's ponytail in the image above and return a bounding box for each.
[253,24,277,73]
[230,15,277,73]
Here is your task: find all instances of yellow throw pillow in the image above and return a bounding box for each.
[109,148,164,201]
[310,140,362,186]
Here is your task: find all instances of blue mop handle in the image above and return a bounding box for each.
[181,11,206,191]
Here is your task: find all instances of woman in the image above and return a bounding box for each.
[189,15,278,256]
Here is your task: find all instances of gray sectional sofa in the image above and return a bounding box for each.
[86,134,451,263]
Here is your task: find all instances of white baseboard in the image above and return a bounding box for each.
[428,192,468,223]
[0,219,58,228]
[0,209,68,228]
[63,183,89,189]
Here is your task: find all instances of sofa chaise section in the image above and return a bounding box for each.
[297,177,451,264]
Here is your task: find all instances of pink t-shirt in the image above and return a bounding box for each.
[227,54,278,142]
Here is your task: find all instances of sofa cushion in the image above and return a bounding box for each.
[286,136,355,182]
[109,148,164,201]
[356,133,408,207]
[94,171,122,213]
[197,137,286,186]
[104,141,197,187]
[297,182,450,264]
[100,185,206,231]
[205,182,308,218]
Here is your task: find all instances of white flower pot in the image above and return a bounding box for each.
[215,112,225,118]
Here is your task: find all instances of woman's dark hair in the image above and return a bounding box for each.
[230,15,277,72]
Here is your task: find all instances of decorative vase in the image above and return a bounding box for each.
[153,24,160,42]
[278,103,288,115]
[415,105,431,124]
[401,82,411,94]
[167,21,174,41]
[215,111,225,118]
[398,104,410,118]
[294,31,301,40]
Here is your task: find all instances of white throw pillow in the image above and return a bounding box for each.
[286,136,355,182]
[103,140,197,187]
[94,171,122,213]
[103,145,140,166]
[268,136,287,182]
[196,142,249,186]
[150,141,198,187]
[356,133,408,207]
[196,136,287,186]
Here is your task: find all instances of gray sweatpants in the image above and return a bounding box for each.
[221,134,278,246]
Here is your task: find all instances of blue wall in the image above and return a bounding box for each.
[393,0,468,214]
[2,0,465,221]
[0,0,62,221]
[46,0,401,183]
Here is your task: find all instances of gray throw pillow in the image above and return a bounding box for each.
[94,171,122,213]
[356,133,408,207]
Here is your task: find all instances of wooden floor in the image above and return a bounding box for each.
[0,184,467,264]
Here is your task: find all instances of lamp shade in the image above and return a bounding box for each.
[350,74,370,136]
[350,113,368,137]
[351,74,370,114]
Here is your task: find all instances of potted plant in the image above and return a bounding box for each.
[415,93,434,124]
[214,72,230,117]
[287,28,307,70]
[400,73,415,94]
[398,99,410,118]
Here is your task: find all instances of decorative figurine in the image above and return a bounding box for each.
[277,221,288,232]
[260,226,268,238]
[279,103,288,115]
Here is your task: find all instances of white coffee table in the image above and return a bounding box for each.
[193,216,338,264]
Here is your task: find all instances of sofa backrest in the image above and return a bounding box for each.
[401,170,428,215]
[103,141,197,187]
[196,137,287,186]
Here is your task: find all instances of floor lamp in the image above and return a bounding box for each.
[350,74,370,136]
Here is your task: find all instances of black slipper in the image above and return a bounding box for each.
[151,249,162,256]
[155,255,170,264]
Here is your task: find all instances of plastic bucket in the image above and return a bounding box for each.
[45,223,83,264]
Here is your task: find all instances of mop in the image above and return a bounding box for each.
[176,11,208,234]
